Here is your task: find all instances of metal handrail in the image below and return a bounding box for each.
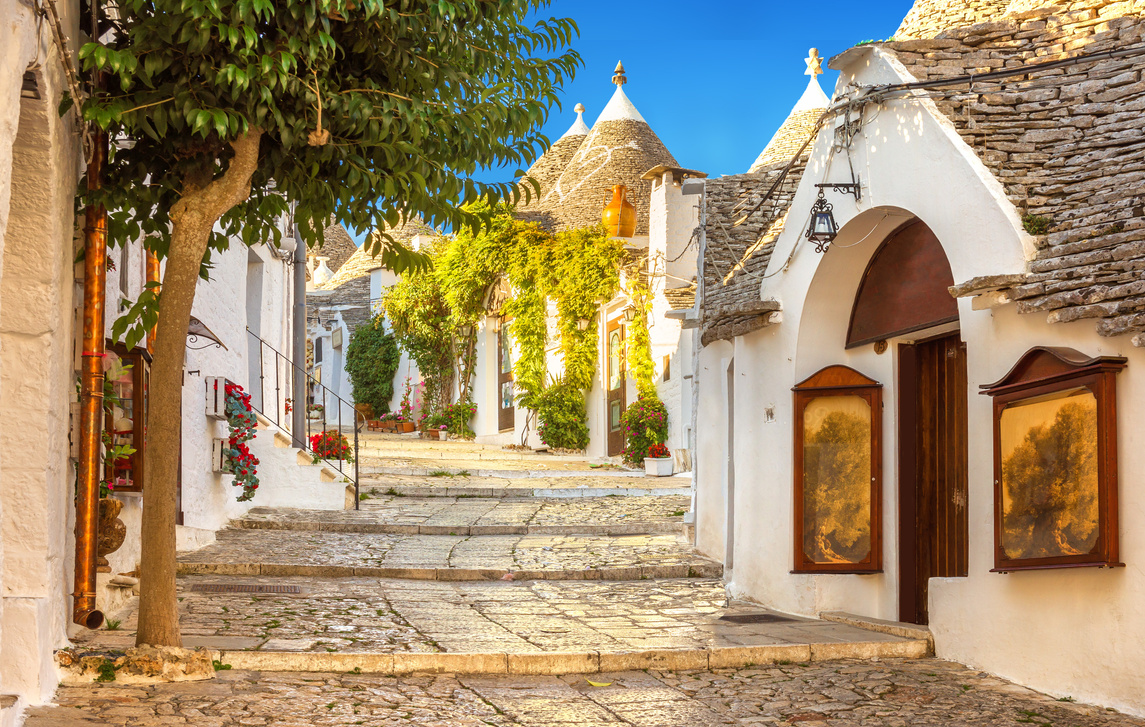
[245,328,361,509]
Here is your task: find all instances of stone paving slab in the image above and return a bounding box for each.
[360,474,690,498]
[235,496,689,535]
[28,658,1145,726]
[177,530,718,580]
[79,577,916,661]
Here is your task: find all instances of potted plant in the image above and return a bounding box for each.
[397,379,417,432]
[644,443,673,477]
[307,403,325,421]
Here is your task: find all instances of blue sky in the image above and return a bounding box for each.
[484,0,913,182]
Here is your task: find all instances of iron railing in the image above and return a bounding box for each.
[246,328,361,509]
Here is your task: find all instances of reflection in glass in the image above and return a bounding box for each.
[501,382,514,410]
[1000,387,1099,560]
[107,356,136,488]
[609,331,622,390]
[801,395,872,565]
[500,323,512,375]
[610,401,622,431]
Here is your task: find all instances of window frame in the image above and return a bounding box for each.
[981,347,1126,572]
[792,364,884,574]
[104,342,151,494]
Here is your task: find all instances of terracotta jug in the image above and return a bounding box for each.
[96,498,127,573]
[602,184,636,238]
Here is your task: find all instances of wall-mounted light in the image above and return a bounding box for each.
[458,324,473,338]
[624,308,636,323]
[805,189,840,253]
[576,318,590,331]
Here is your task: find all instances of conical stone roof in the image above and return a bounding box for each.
[531,63,678,235]
[318,217,434,291]
[519,104,590,205]
[748,52,831,173]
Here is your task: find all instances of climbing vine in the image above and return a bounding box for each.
[624,265,657,399]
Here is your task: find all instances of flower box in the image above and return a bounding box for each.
[205,377,233,420]
[644,456,674,477]
[211,438,228,473]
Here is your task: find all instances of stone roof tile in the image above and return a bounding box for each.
[883,0,1145,343]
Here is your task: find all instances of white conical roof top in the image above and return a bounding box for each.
[596,86,646,124]
[562,103,591,138]
[748,50,831,173]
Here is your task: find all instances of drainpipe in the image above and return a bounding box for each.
[74,124,108,630]
[146,250,160,354]
[291,222,306,446]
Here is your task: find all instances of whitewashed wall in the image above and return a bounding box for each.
[0,0,81,718]
[691,44,1145,716]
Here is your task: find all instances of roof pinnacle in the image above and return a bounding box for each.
[805,48,823,77]
[612,61,627,86]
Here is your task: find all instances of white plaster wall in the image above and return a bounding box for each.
[0,0,81,714]
[692,43,1145,716]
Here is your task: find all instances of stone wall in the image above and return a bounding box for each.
[882,0,1145,343]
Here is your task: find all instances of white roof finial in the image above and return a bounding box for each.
[805,48,823,77]
[561,102,590,138]
[612,61,627,86]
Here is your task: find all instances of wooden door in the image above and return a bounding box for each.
[898,333,969,624]
[606,318,626,457]
[498,318,514,432]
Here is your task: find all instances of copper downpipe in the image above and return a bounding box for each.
[74,126,108,630]
[146,250,160,354]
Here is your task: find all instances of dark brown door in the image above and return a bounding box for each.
[498,318,514,432]
[898,333,969,624]
[606,318,626,457]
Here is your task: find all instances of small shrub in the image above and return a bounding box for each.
[1022,214,1051,235]
[104,618,122,631]
[646,443,670,459]
[620,396,668,466]
[212,660,232,671]
[94,659,118,682]
[535,380,589,450]
[441,400,477,437]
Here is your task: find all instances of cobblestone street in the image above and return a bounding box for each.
[28,659,1145,726]
[48,438,1139,724]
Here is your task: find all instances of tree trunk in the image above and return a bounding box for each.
[136,129,262,646]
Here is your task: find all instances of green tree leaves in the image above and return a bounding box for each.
[80,0,580,275]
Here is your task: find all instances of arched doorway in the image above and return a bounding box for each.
[848,218,969,624]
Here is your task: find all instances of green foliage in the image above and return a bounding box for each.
[212,660,232,671]
[547,226,624,391]
[95,660,118,682]
[620,396,668,466]
[344,314,400,416]
[382,247,454,413]
[535,378,589,450]
[624,273,656,399]
[442,400,477,438]
[1022,214,1052,235]
[80,0,581,338]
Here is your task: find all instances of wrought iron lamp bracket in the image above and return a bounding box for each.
[815,178,862,201]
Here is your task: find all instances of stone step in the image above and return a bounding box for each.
[232,519,684,536]
[80,576,930,676]
[359,465,642,479]
[176,561,721,582]
[217,638,929,676]
[368,484,691,498]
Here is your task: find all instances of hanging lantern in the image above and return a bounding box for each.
[624,307,636,323]
[805,189,839,253]
[602,184,637,238]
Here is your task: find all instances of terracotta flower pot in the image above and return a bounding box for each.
[97,497,127,573]
[401,422,416,433]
